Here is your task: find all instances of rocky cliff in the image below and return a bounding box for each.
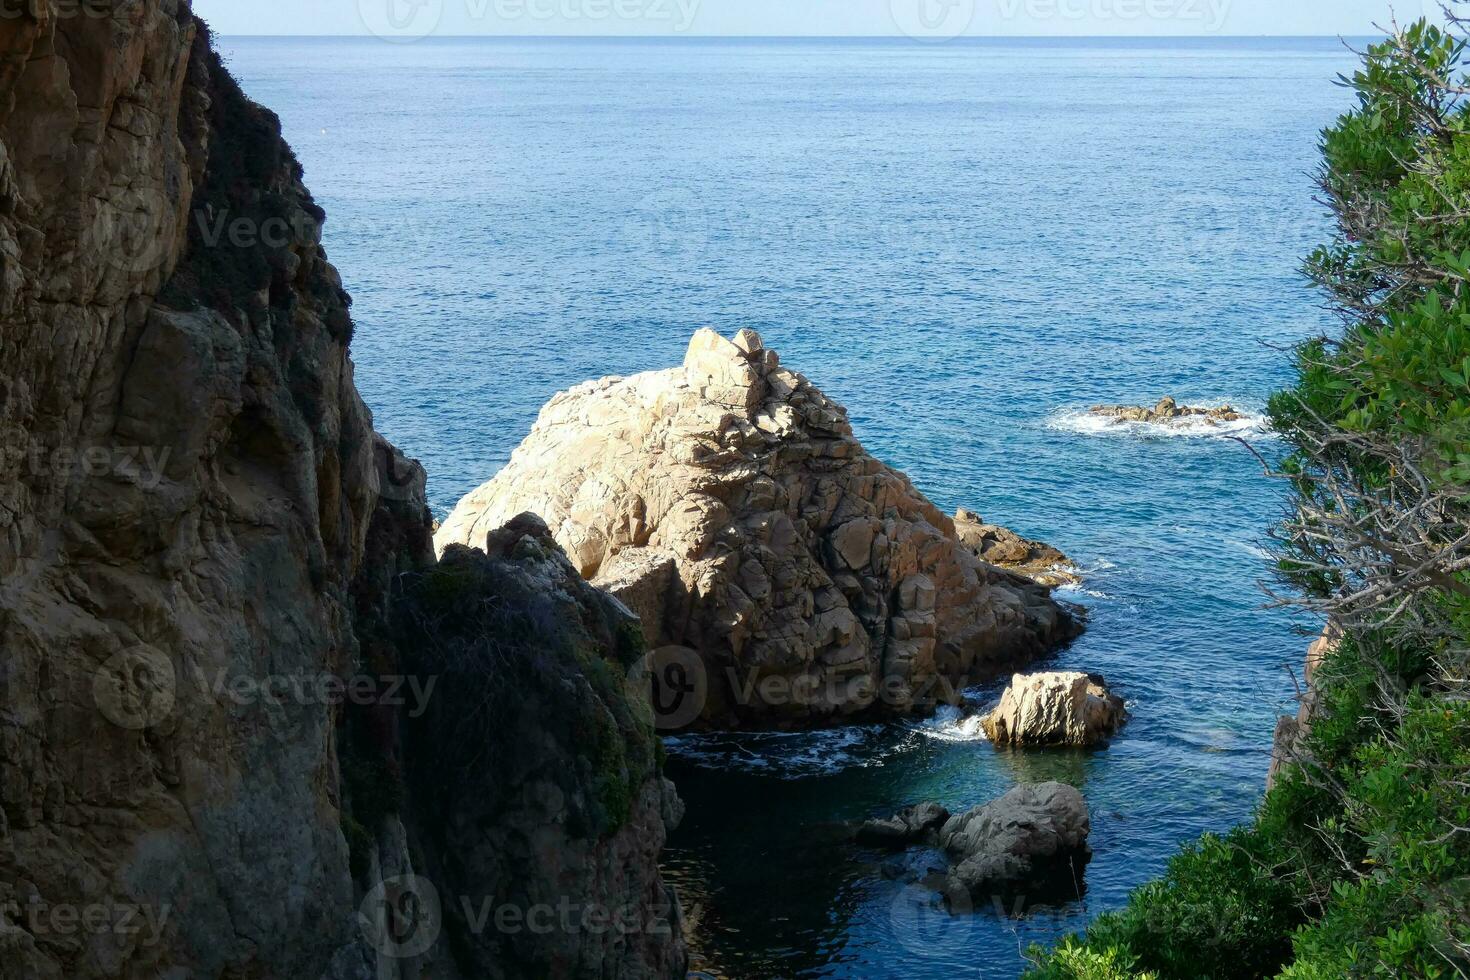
[0,4,682,977]
[438,328,1080,728]
[1267,621,1341,790]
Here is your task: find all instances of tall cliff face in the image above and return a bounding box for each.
[0,4,683,978]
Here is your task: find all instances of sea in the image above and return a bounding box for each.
[215,33,1355,978]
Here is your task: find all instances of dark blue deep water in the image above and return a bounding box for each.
[218,35,1353,978]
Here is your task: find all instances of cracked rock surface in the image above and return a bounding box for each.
[439,328,1081,728]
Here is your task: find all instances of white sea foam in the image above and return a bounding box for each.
[1047,403,1275,441]
[665,726,890,777]
[910,704,990,743]
[1054,582,1112,601]
[1230,539,1275,561]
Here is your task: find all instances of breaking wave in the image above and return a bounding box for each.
[1046,404,1274,441]
[664,726,896,777]
[909,704,990,743]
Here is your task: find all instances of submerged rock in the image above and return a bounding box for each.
[953,508,1080,587]
[438,328,1081,728]
[982,672,1127,748]
[1089,396,1244,426]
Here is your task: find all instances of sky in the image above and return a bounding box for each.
[193,0,1438,38]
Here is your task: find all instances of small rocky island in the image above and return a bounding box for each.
[1090,396,1245,426]
[439,329,1083,728]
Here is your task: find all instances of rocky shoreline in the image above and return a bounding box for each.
[953,508,1082,588]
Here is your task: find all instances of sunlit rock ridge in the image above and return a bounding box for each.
[438,328,1081,728]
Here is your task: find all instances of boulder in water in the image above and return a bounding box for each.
[855,802,952,848]
[938,782,1091,899]
[857,783,1092,901]
[981,671,1127,747]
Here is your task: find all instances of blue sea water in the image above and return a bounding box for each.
[216,35,1353,978]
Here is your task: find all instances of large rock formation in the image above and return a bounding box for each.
[981,671,1127,748]
[438,329,1080,728]
[0,5,682,978]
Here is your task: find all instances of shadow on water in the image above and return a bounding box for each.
[662,759,870,979]
[662,734,1112,978]
[990,745,1094,789]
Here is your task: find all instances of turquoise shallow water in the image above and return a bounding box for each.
[217,35,1351,978]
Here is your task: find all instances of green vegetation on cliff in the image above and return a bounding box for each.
[1026,12,1470,980]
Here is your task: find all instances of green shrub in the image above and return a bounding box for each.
[1025,652,1470,979]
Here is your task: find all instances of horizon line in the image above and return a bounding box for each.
[213,31,1372,39]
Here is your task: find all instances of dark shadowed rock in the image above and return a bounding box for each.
[393,521,687,979]
[938,783,1091,899]
[855,802,952,847]
[854,784,1092,905]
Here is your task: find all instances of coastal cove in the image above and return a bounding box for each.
[218,35,1352,978]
